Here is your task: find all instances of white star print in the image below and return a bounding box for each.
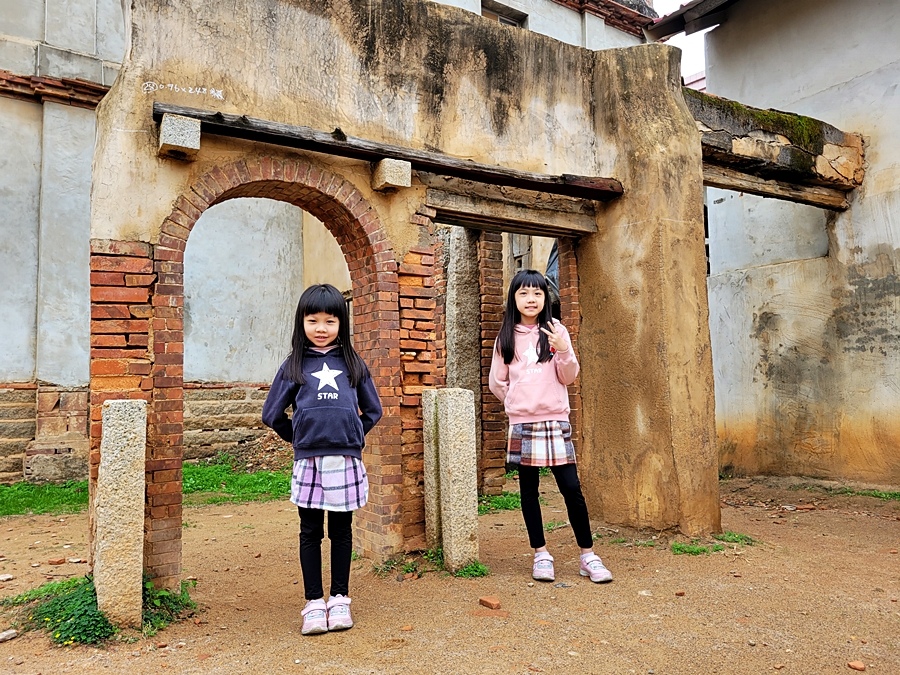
[523,344,539,366]
[311,363,343,391]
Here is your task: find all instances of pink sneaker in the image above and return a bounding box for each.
[326,595,353,631]
[532,553,555,582]
[580,553,613,583]
[301,599,328,635]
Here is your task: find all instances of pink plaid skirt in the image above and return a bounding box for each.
[507,420,576,467]
[290,455,369,512]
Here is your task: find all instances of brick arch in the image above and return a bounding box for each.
[90,156,402,587]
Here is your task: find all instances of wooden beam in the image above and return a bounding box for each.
[703,164,850,211]
[425,189,597,237]
[152,102,624,202]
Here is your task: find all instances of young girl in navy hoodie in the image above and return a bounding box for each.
[263,284,382,635]
[489,270,612,584]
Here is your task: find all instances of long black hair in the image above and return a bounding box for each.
[284,284,368,387]
[496,269,554,365]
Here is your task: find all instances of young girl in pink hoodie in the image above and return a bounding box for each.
[489,269,612,584]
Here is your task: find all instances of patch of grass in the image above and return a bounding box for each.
[544,520,568,532]
[0,577,85,608]
[142,576,196,636]
[713,531,755,546]
[671,540,725,556]
[22,576,116,646]
[182,463,290,505]
[350,550,360,562]
[401,561,419,575]
[478,491,521,515]
[610,537,627,544]
[453,561,490,578]
[423,547,444,569]
[828,487,900,501]
[634,539,656,548]
[0,480,88,517]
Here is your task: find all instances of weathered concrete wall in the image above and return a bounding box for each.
[184,198,304,383]
[92,0,610,250]
[302,212,352,293]
[577,44,720,535]
[705,0,900,483]
[183,386,268,460]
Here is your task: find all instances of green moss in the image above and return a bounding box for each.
[683,87,826,153]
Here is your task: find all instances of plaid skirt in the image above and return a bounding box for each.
[507,420,576,467]
[291,455,369,512]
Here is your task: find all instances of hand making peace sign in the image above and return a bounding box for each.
[540,322,569,353]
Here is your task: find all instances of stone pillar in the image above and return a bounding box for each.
[576,44,720,535]
[430,388,479,573]
[94,399,146,627]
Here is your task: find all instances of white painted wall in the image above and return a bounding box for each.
[301,213,352,293]
[183,198,305,383]
[704,0,900,480]
[432,0,644,49]
[0,98,42,381]
[36,103,94,386]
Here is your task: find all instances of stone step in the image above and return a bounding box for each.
[0,403,35,420]
[0,420,36,438]
[0,389,36,404]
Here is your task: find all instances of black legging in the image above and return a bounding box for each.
[518,463,594,550]
[298,507,353,600]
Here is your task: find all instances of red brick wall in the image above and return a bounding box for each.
[557,238,582,453]
[89,156,404,585]
[478,233,507,495]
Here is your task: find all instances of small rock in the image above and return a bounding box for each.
[675,590,686,597]
[30,563,40,568]
[157,642,168,649]
[748,640,757,646]
[527,582,534,587]
[847,662,866,672]
[0,629,18,642]
[773,665,785,671]
[48,558,65,565]
[254,553,262,558]
[890,549,897,554]
[67,557,82,564]
[0,574,13,582]
[567,651,580,656]
[479,596,501,610]
[638,590,652,596]
[400,625,413,631]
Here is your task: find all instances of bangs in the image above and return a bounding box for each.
[299,285,347,320]
[512,270,548,292]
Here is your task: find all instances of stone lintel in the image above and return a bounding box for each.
[684,87,865,201]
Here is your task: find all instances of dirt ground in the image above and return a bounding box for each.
[1,474,898,675]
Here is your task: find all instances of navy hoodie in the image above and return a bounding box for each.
[261,348,382,461]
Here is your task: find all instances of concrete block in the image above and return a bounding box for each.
[96,0,127,63]
[0,37,37,75]
[422,389,441,550]
[46,0,97,56]
[37,44,103,82]
[158,113,201,160]
[371,158,411,191]
[102,63,121,87]
[435,388,479,572]
[0,2,44,41]
[94,400,146,628]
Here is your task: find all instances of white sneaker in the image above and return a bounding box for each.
[326,595,353,631]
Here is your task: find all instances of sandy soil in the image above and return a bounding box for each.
[1,476,898,675]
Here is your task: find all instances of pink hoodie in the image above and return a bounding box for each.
[489,321,579,425]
